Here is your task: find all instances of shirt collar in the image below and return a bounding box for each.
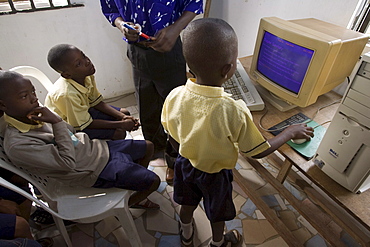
[185,78,230,97]
[65,75,94,94]
[4,114,44,133]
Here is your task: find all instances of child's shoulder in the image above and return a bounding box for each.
[167,84,186,98]
[52,77,77,92]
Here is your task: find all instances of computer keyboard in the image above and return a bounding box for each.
[268,112,311,136]
[222,59,265,111]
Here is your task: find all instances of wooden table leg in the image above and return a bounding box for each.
[236,156,348,247]
[276,159,292,183]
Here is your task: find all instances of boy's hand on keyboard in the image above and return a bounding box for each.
[283,123,314,141]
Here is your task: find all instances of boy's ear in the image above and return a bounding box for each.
[0,99,6,112]
[221,63,233,78]
[61,71,72,79]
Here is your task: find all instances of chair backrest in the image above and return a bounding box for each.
[0,137,60,201]
[9,66,54,104]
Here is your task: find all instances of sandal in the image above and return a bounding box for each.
[223,229,242,246]
[31,207,54,225]
[130,198,160,210]
[36,237,54,247]
[209,229,242,247]
[179,221,195,247]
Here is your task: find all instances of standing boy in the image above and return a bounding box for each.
[0,71,160,209]
[100,0,204,184]
[161,18,314,247]
[45,44,138,140]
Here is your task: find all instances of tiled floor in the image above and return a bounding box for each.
[30,94,359,247]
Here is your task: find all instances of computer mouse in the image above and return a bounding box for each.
[291,138,308,144]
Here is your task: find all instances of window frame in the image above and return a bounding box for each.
[350,0,370,33]
[0,0,83,15]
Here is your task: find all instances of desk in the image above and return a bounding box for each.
[234,56,370,246]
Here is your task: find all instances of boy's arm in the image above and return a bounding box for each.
[6,107,78,171]
[87,117,139,132]
[88,101,140,131]
[100,0,121,26]
[252,123,314,159]
[93,101,125,120]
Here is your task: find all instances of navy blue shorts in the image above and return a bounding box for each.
[93,139,157,191]
[0,185,30,205]
[83,105,121,140]
[0,213,16,239]
[173,156,236,223]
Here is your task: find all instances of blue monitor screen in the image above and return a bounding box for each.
[257,31,314,94]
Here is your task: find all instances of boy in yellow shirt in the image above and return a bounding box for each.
[161,18,314,247]
[45,44,138,140]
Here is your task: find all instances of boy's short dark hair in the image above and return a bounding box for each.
[47,44,75,73]
[0,71,23,99]
[183,18,238,76]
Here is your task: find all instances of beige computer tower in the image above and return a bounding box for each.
[314,52,370,193]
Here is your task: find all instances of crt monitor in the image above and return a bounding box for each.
[250,17,369,111]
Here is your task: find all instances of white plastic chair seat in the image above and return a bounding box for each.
[9,66,54,92]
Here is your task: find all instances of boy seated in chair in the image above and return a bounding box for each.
[0,70,160,210]
[45,44,137,140]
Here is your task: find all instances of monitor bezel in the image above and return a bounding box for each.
[250,17,342,107]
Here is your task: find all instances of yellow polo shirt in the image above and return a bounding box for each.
[45,75,103,131]
[161,79,270,173]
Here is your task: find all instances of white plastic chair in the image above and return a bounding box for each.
[9,66,55,104]
[0,130,142,247]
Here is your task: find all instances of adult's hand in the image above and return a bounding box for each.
[149,25,180,52]
[149,11,197,52]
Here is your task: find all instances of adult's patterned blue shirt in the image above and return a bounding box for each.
[100,0,203,38]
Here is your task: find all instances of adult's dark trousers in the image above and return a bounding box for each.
[127,37,186,167]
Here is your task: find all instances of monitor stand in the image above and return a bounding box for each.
[255,84,297,112]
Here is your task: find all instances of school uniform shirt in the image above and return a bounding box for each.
[100,0,203,40]
[161,78,271,174]
[3,114,108,187]
[45,75,103,131]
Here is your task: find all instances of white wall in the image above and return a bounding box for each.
[0,1,132,99]
[208,0,360,57]
[0,0,361,99]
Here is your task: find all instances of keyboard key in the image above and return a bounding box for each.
[221,59,265,111]
[268,112,310,136]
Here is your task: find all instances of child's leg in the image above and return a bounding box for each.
[127,176,160,207]
[119,108,130,115]
[112,128,127,140]
[210,221,225,243]
[179,204,197,246]
[180,205,197,224]
[94,139,160,209]
[14,216,33,239]
[129,140,157,208]
[136,140,154,168]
